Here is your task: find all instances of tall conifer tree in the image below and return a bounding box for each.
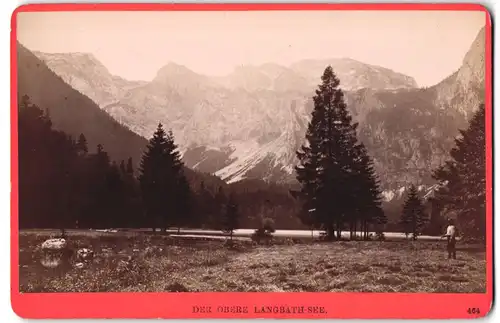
[296,66,366,240]
[352,143,386,239]
[432,104,486,242]
[139,123,192,232]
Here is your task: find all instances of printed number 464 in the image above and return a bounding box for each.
[467,308,480,315]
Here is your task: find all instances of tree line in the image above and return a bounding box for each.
[19,94,142,231]
[293,66,486,242]
[18,94,296,233]
[19,65,486,243]
[394,104,486,242]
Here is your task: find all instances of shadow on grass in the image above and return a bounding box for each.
[456,245,486,253]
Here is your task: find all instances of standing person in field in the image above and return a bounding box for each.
[441,219,457,259]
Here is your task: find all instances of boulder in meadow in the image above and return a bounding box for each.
[40,238,71,269]
[41,238,67,250]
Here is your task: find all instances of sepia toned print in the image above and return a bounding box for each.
[16,9,488,294]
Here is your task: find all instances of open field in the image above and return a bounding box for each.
[19,231,485,293]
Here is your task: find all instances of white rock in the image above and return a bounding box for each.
[77,248,94,260]
[41,238,67,250]
[74,262,85,269]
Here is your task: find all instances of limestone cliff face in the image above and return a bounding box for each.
[18,43,148,164]
[33,51,147,108]
[30,27,486,197]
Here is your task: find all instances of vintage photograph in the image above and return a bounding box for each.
[16,9,488,293]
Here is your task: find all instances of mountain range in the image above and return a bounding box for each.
[16,44,227,190]
[18,26,485,203]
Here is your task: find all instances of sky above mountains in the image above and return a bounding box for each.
[17,10,486,87]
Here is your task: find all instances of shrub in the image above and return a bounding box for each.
[249,217,276,244]
[376,232,386,241]
[261,217,276,233]
[251,228,273,245]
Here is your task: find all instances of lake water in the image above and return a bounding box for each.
[164,228,444,241]
[23,228,446,241]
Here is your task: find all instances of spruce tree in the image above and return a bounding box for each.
[123,157,139,227]
[432,105,486,242]
[85,144,112,228]
[400,185,428,240]
[214,186,227,229]
[165,130,192,231]
[139,123,168,232]
[46,130,78,235]
[119,160,127,174]
[173,174,193,232]
[139,123,192,233]
[72,136,91,229]
[197,181,216,229]
[353,143,386,239]
[94,144,110,171]
[426,197,446,236]
[126,157,134,175]
[296,66,363,240]
[222,193,240,240]
[121,157,140,228]
[76,133,88,156]
[104,161,126,228]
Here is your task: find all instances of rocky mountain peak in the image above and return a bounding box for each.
[34,51,108,73]
[290,58,419,91]
[23,25,486,193]
[155,62,196,78]
[152,62,217,92]
[457,26,485,88]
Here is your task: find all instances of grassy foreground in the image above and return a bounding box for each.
[19,231,486,293]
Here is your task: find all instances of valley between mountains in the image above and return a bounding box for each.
[17,26,485,211]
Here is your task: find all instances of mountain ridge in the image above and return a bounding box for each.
[18,43,148,164]
[26,26,486,201]
[17,43,229,192]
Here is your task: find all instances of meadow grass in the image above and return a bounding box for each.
[19,231,486,293]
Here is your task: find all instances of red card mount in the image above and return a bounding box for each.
[11,3,493,319]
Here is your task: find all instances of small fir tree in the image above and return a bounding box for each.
[400,185,428,240]
[76,133,88,156]
[119,160,127,174]
[222,194,240,240]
